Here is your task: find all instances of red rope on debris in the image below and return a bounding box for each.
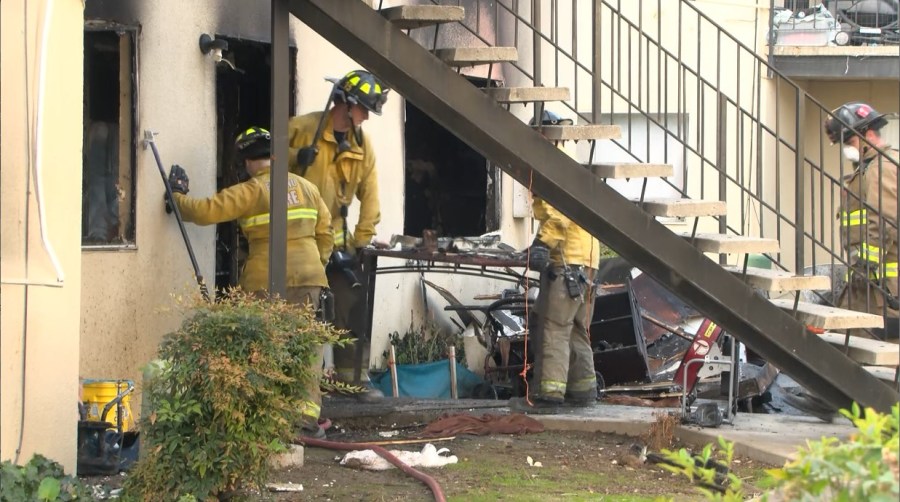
[522,168,535,405]
[297,436,447,502]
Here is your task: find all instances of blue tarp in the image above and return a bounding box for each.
[370,359,486,399]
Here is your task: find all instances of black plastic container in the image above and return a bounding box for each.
[590,281,651,385]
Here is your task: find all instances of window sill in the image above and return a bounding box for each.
[82,243,137,252]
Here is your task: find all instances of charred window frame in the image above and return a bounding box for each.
[403,76,501,238]
[82,23,138,249]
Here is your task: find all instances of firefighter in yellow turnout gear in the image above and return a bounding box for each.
[511,111,602,412]
[168,127,333,434]
[288,70,389,400]
[826,102,899,339]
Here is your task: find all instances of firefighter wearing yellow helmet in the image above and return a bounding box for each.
[168,126,333,435]
[510,111,602,412]
[287,70,390,400]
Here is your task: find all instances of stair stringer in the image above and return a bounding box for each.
[289,0,898,412]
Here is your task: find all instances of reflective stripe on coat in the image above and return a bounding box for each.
[173,169,332,290]
[839,147,899,299]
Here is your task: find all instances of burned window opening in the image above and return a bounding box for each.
[404,77,500,238]
[214,37,297,293]
[82,28,137,248]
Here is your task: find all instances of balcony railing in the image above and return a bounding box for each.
[769,0,899,47]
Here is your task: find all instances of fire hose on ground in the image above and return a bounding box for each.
[296,436,447,502]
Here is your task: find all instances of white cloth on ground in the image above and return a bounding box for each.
[339,443,458,471]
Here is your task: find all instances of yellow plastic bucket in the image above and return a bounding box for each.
[82,379,135,432]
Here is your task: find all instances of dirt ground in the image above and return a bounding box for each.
[263,419,771,502]
[81,412,773,501]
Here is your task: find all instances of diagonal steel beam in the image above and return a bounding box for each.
[290,0,898,412]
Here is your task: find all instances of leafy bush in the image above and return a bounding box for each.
[121,291,342,501]
[763,402,899,501]
[658,403,900,501]
[0,454,90,501]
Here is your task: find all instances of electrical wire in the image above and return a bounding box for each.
[31,0,65,285]
[14,0,35,465]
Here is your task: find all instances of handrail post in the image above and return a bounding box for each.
[592,0,601,124]
[766,0,777,75]
[269,0,289,298]
[532,0,542,125]
[795,90,806,273]
[717,92,728,265]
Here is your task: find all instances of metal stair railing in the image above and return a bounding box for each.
[289,0,897,411]
[597,0,899,334]
[410,0,898,337]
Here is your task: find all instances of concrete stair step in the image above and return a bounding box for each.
[770,298,885,330]
[532,124,622,141]
[679,233,780,254]
[863,365,898,384]
[819,332,899,366]
[483,86,570,103]
[434,47,518,66]
[637,198,726,218]
[381,5,465,29]
[723,266,831,292]
[590,163,674,179]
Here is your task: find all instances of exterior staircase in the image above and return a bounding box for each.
[289,0,897,412]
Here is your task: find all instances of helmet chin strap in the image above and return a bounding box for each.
[339,105,363,153]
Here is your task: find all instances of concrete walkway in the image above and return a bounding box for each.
[322,396,856,466]
[531,404,856,465]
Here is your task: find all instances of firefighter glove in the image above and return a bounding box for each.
[168,164,190,194]
[526,240,551,272]
[296,145,319,170]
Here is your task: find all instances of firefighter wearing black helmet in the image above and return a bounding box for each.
[825,102,899,338]
[510,111,602,413]
[168,127,334,435]
[287,70,390,400]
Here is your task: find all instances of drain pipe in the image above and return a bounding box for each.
[297,436,447,502]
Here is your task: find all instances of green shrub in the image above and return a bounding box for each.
[763,402,899,501]
[0,454,90,501]
[121,291,342,501]
[659,403,900,501]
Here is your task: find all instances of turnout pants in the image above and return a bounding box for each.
[840,259,899,339]
[531,266,598,401]
[328,265,372,383]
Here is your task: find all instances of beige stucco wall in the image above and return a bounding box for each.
[1,0,84,471]
[79,0,220,413]
[78,1,311,414]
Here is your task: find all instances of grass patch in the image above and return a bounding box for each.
[444,448,690,502]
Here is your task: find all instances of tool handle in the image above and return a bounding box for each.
[145,133,211,303]
[297,81,339,175]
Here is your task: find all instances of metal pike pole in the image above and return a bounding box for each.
[143,130,211,303]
